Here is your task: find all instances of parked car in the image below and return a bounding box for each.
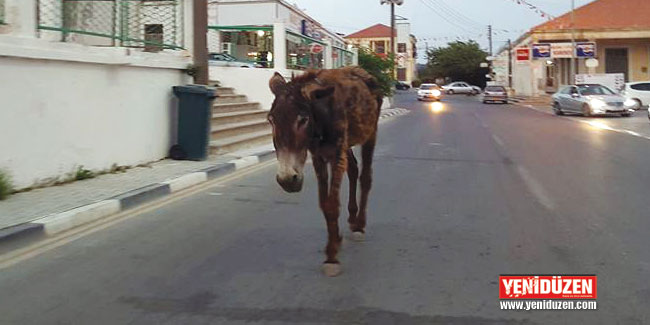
[551,84,636,117]
[417,84,443,101]
[483,85,508,104]
[442,82,476,95]
[208,53,258,68]
[395,81,411,90]
[470,85,482,95]
[621,81,650,109]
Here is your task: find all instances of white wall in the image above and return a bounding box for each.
[0,37,191,189]
[210,66,303,111]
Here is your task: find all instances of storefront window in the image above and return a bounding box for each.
[332,47,354,68]
[287,32,324,70]
[209,26,274,68]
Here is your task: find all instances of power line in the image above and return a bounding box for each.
[427,0,485,30]
[417,0,481,34]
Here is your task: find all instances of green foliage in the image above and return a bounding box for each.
[411,79,422,88]
[75,166,95,181]
[0,169,13,200]
[358,47,395,97]
[421,41,489,87]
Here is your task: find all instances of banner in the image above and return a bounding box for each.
[551,43,574,58]
[516,48,530,62]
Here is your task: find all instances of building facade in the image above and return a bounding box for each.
[497,0,650,96]
[345,22,418,85]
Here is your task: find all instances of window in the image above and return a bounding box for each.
[286,32,323,70]
[374,41,385,54]
[398,43,406,53]
[485,86,506,92]
[630,83,650,91]
[578,85,615,95]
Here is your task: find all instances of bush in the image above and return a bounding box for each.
[358,47,395,98]
[411,79,422,88]
[75,166,95,181]
[0,170,14,200]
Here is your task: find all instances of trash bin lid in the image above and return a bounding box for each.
[173,84,217,97]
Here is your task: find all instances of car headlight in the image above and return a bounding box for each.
[432,90,441,96]
[589,99,606,110]
[624,98,637,107]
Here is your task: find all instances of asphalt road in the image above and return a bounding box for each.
[1,92,649,324]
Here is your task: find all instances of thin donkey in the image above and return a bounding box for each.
[267,67,382,277]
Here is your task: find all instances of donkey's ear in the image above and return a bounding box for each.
[269,72,287,95]
[302,83,335,101]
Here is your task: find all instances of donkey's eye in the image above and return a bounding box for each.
[297,115,309,127]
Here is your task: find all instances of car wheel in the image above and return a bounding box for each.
[622,112,631,117]
[483,100,488,104]
[448,89,454,95]
[502,100,508,104]
[553,102,564,115]
[633,99,643,110]
[582,104,591,117]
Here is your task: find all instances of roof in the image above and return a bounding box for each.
[345,24,395,39]
[533,0,650,31]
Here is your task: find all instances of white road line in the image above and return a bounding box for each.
[491,134,505,148]
[516,166,556,211]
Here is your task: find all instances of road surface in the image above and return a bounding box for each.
[1,92,649,324]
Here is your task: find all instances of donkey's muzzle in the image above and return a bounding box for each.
[276,174,303,193]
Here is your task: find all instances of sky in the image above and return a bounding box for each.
[290,0,596,62]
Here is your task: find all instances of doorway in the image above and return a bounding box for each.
[605,48,629,81]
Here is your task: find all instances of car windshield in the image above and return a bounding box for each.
[485,86,505,92]
[421,85,437,90]
[578,85,615,95]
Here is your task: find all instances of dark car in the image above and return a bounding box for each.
[395,81,411,90]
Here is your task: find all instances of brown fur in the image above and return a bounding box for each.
[268,67,382,268]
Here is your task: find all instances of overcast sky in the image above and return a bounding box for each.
[291,0,596,62]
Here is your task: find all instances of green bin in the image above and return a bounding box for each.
[172,85,217,161]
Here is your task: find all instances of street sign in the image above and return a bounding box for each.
[516,48,530,62]
[586,58,599,68]
[310,43,324,54]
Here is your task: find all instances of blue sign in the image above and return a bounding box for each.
[532,43,551,58]
[576,42,596,58]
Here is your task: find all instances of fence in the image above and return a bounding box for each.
[0,0,5,24]
[37,0,184,50]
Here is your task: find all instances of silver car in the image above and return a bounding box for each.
[552,84,636,117]
[208,53,258,68]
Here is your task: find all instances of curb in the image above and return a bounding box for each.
[0,149,277,246]
[0,111,407,247]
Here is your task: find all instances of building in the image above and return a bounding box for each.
[497,0,650,96]
[345,23,418,85]
[206,0,357,109]
[0,0,193,190]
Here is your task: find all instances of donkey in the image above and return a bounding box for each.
[268,67,382,277]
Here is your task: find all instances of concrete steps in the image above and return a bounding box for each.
[208,83,272,154]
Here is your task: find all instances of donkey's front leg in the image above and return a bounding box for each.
[321,148,348,277]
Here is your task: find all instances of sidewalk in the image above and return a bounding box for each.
[0,107,409,236]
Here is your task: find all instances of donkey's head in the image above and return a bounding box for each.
[268,72,334,193]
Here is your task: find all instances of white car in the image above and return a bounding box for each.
[442,82,476,95]
[417,84,442,101]
[208,53,258,68]
[621,82,650,109]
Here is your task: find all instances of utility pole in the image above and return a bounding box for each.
[193,0,209,85]
[381,0,404,78]
[570,0,576,84]
[488,25,493,56]
[508,39,513,89]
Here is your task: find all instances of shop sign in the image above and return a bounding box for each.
[310,43,324,54]
[532,43,551,58]
[551,43,574,58]
[516,48,530,62]
[576,42,596,58]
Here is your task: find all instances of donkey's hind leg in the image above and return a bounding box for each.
[346,149,360,233]
[355,136,377,240]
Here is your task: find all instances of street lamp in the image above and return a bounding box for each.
[380,0,404,76]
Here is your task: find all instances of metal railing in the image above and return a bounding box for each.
[0,0,5,24]
[37,0,184,50]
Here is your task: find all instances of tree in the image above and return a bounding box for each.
[358,47,395,97]
[421,41,489,87]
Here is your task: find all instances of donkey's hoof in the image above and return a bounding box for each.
[351,231,365,242]
[322,263,342,277]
